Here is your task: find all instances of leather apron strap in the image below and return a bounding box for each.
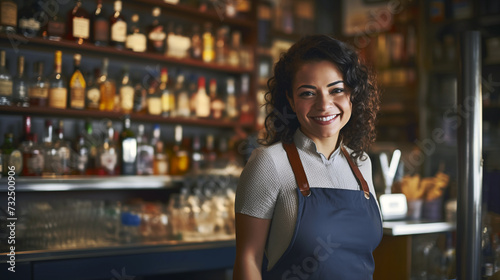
[341,146,371,199]
[283,142,311,197]
[283,142,371,199]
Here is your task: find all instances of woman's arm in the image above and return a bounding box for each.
[233,213,271,280]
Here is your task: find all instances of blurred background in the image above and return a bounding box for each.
[0,0,498,279]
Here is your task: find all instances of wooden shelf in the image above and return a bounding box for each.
[0,106,253,128]
[0,34,254,74]
[124,0,256,29]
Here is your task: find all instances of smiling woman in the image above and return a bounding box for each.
[233,35,381,280]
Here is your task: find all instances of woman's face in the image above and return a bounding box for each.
[288,60,352,144]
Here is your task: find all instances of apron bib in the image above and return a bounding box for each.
[262,142,383,280]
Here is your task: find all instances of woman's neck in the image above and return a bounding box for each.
[299,129,340,158]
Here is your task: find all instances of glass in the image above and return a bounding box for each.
[28,61,49,107]
[48,50,67,109]
[69,54,86,109]
[13,55,29,107]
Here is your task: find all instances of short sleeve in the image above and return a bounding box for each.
[235,147,280,219]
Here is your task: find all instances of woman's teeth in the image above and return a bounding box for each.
[313,115,336,122]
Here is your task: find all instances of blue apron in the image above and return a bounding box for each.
[262,142,383,280]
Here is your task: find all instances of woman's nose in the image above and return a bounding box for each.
[315,91,333,110]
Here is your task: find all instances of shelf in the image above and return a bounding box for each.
[125,0,255,29]
[383,220,456,236]
[0,106,253,128]
[0,34,254,74]
[0,176,184,192]
[479,14,500,27]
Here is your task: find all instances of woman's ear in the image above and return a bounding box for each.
[286,91,295,112]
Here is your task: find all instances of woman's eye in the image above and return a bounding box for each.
[331,88,344,94]
[299,91,314,97]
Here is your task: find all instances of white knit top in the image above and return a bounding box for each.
[235,129,379,269]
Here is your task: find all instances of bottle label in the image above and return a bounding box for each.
[0,80,13,96]
[8,150,23,175]
[120,86,134,111]
[73,17,90,39]
[100,149,117,173]
[137,146,154,175]
[49,88,68,109]
[147,97,162,115]
[126,33,147,52]
[122,138,137,163]
[27,153,44,175]
[155,160,168,175]
[94,20,109,41]
[47,21,66,38]
[77,154,88,172]
[71,87,86,109]
[86,88,100,109]
[161,93,173,112]
[0,2,17,27]
[148,28,166,47]
[111,21,127,42]
[19,18,41,31]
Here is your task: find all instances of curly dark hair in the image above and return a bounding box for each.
[261,35,380,163]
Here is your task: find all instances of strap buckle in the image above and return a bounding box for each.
[364,191,370,200]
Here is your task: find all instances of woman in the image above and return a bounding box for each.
[233,35,382,279]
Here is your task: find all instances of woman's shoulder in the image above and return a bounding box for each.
[342,145,372,167]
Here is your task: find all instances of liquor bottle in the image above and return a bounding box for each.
[99,58,116,111]
[92,0,109,46]
[136,124,154,175]
[257,1,272,47]
[67,0,90,44]
[13,55,29,107]
[125,14,146,52]
[295,0,314,36]
[202,22,215,63]
[239,74,253,123]
[170,125,189,175]
[133,80,146,113]
[75,133,89,175]
[48,50,68,109]
[174,74,189,117]
[0,50,12,106]
[83,120,98,175]
[18,0,41,38]
[1,133,22,176]
[153,140,168,175]
[228,31,241,67]
[191,135,203,172]
[235,0,251,17]
[194,76,210,118]
[69,54,86,109]
[203,134,216,170]
[190,24,202,60]
[209,78,225,119]
[147,7,166,53]
[160,67,175,117]
[53,120,71,175]
[147,73,162,116]
[215,26,229,65]
[21,133,44,176]
[166,24,191,58]
[120,115,137,175]
[226,77,238,119]
[86,68,100,110]
[42,120,57,176]
[43,10,66,41]
[98,120,118,175]
[0,0,17,33]
[225,0,237,18]
[28,61,49,107]
[119,66,134,113]
[109,0,127,49]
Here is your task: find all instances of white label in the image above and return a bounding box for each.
[122,138,137,163]
[126,33,147,52]
[101,150,117,172]
[147,97,162,115]
[73,17,90,39]
[19,18,41,31]
[111,21,127,42]
[120,86,134,111]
